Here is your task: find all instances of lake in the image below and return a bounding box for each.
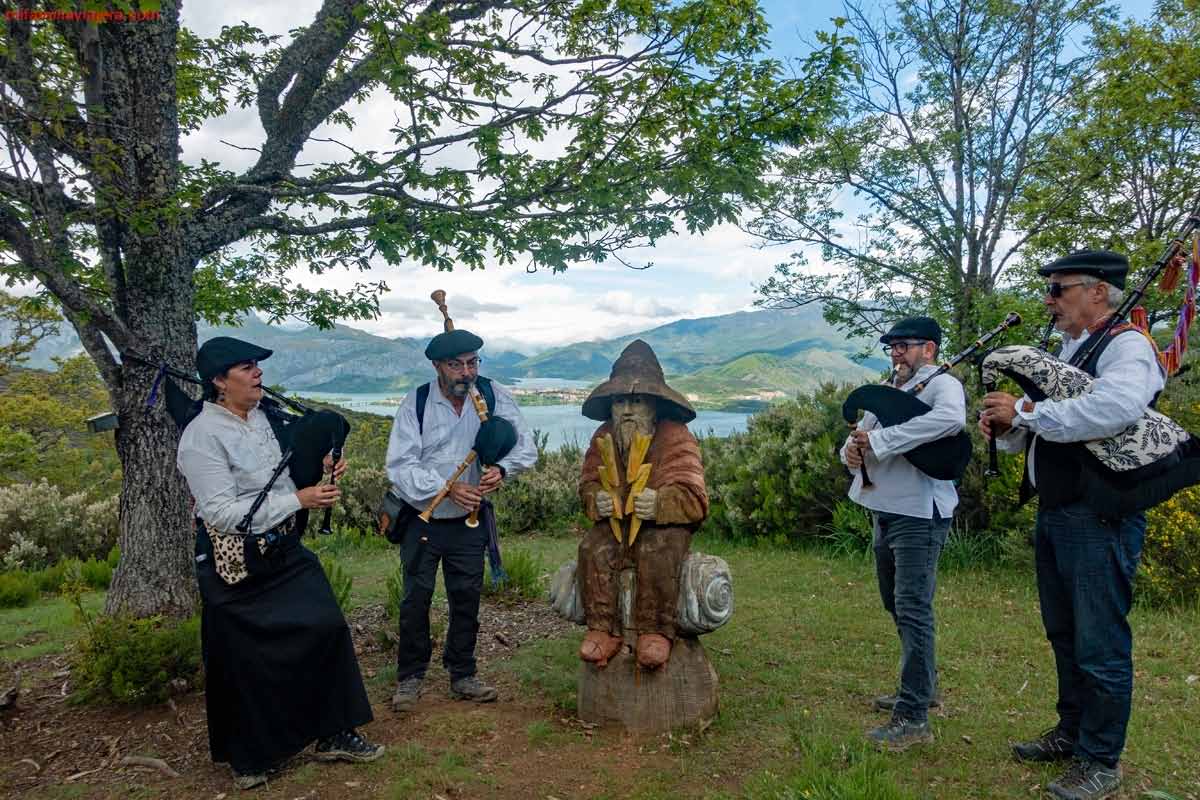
[302,384,754,450]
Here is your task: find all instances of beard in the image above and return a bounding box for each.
[615,414,655,456]
[440,374,473,398]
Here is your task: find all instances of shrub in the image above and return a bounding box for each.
[483,546,546,600]
[493,435,584,535]
[326,464,391,536]
[319,554,354,613]
[821,499,872,560]
[385,566,404,621]
[701,383,854,544]
[1,531,47,571]
[79,556,113,590]
[71,611,203,706]
[0,570,38,608]
[32,558,74,593]
[0,480,118,565]
[1140,485,1200,606]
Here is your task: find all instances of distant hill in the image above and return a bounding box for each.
[10,307,885,404]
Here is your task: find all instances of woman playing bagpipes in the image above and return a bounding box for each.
[172,336,383,790]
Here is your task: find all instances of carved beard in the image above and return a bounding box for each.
[615,413,656,457]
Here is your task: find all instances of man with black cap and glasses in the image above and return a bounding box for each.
[385,324,536,712]
[981,251,1161,800]
[839,316,966,751]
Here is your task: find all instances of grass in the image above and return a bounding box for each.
[5,529,1198,799]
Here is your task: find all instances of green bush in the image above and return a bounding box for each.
[31,559,73,592]
[385,566,404,621]
[701,383,854,544]
[79,556,113,590]
[71,613,203,706]
[483,546,546,600]
[325,463,391,536]
[0,480,118,566]
[821,499,873,560]
[319,554,353,613]
[493,434,585,535]
[0,569,38,608]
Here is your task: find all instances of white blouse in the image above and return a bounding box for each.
[176,402,302,534]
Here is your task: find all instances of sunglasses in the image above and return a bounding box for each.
[1045,281,1089,298]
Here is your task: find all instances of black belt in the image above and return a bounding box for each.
[424,514,468,525]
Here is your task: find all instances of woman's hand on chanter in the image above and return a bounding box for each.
[297,484,341,509]
[323,453,348,480]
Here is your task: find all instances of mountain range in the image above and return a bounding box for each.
[10,307,886,407]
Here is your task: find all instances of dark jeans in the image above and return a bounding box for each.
[1035,501,1145,767]
[873,508,950,723]
[396,515,486,682]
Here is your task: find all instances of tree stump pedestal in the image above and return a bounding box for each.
[552,561,729,734]
[576,635,718,733]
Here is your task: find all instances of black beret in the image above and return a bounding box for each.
[425,329,484,360]
[879,316,942,347]
[1039,249,1129,290]
[196,336,273,381]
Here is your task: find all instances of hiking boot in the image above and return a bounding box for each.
[865,716,934,751]
[232,771,267,790]
[449,675,498,703]
[314,729,385,763]
[1046,758,1122,800]
[1011,726,1076,763]
[390,675,424,712]
[871,689,943,712]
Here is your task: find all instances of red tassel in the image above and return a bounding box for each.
[1130,306,1150,332]
[1160,253,1184,293]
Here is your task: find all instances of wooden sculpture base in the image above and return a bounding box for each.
[576,635,718,734]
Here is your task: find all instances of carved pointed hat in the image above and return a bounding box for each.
[581,339,696,423]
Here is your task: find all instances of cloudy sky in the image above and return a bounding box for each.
[180,0,1154,354]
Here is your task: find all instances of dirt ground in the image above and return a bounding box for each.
[0,599,683,800]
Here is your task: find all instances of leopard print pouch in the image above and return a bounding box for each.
[208,530,270,585]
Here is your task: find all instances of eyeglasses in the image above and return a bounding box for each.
[881,340,928,355]
[443,357,481,371]
[1045,281,1088,298]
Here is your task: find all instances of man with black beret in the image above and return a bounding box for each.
[384,325,536,712]
[839,315,966,751]
[981,250,1161,799]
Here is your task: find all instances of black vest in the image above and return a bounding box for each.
[1020,327,1135,510]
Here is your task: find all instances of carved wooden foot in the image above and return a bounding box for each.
[579,630,623,667]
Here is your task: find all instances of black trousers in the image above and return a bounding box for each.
[396,515,486,682]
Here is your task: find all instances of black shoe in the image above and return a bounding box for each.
[449,675,498,703]
[871,689,943,712]
[314,729,385,763]
[865,715,934,751]
[1011,726,1076,763]
[391,675,424,712]
[1046,758,1122,800]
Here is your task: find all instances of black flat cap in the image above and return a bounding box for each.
[880,316,942,347]
[1039,249,1129,289]
[425,329,484,360]
[196,336,273,381]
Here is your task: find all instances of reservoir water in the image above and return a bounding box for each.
[303,383,753,450]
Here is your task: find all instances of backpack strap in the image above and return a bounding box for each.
[416,382,431,435]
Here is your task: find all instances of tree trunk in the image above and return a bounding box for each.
[100,2,197,617]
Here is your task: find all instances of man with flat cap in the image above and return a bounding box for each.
[576,339,708,670]
[839,316,965,751]
[981,251,1161,800]
[385,325,536,712]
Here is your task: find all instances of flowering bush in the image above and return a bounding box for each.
[1140,485,1200,606]
[0,480,118,568]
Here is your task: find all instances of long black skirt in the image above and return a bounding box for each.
[197,539,373,774]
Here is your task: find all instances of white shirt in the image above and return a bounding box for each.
[838,364,966,519]
[997,328,1165,485]
[176,402,302,534]
[385,379,538,518]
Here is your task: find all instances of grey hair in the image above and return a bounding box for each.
[1079,275,1123,309]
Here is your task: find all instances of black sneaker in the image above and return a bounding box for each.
[449,675,498,703]
[871,689,943,712]
[390,675,424,712]
[1011,726,1076,763]
[314,729,385,763]
[1046,758,1122,800]
[865,716,934,751]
